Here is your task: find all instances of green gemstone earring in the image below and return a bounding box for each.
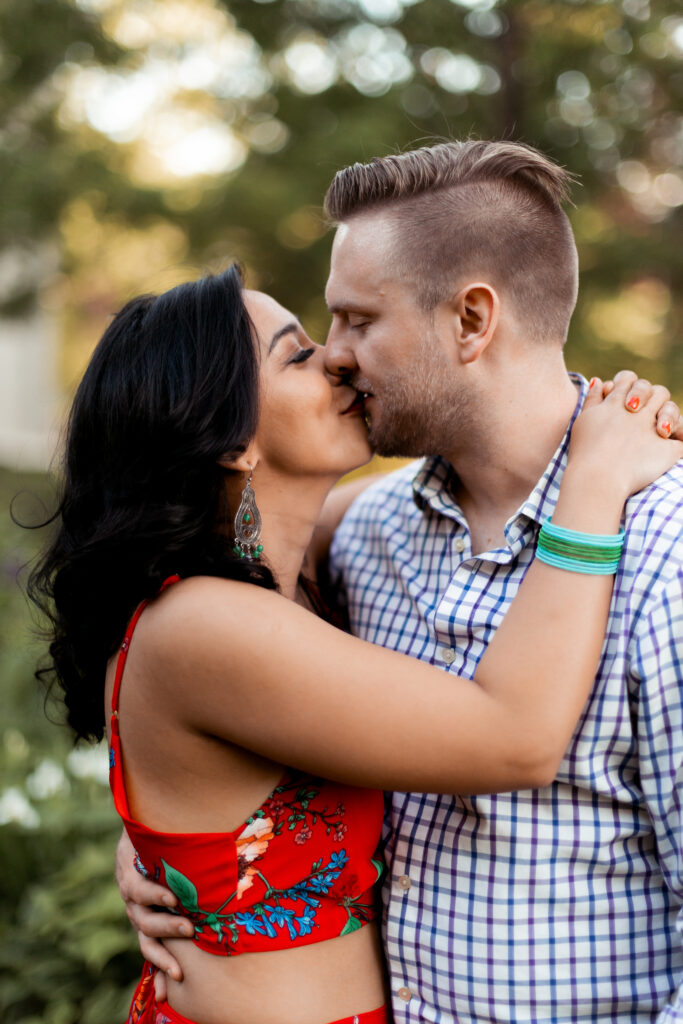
[233,465,263,560]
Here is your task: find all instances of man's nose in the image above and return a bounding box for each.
[324,324,358,380]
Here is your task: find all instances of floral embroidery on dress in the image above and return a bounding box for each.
[252,774,347,837]
[158,847,384,950]
[134,771,382,955]
[160,848,351,949]
[235,816,275,898]
[134,851,161,883]
[127,962,155,1023]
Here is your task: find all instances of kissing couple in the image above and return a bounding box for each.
[31,139,683,1024]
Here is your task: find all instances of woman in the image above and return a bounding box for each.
[29,265,682,1024]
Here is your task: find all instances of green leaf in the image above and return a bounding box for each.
[371,858,384,882]
[161,860,199,912]
[340,915,362,936]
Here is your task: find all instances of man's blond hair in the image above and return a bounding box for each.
[324,140,579,344]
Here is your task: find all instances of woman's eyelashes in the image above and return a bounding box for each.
[288,347,316,365]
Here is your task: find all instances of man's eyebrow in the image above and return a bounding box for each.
[268,320,301,354]
[326,300,366,315]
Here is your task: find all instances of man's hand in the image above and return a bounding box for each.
[116,829,193,1001]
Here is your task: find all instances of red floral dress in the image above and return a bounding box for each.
[109,578,385,1022]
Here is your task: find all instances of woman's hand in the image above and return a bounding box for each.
[115,829,190,1000]
[569,372,683,501]
[602,370,683,440]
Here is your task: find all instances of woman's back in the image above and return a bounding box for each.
[105,576,388,1024]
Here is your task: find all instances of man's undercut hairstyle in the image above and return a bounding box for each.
[324,140,579,344]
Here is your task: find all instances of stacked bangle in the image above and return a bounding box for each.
[536,517,625,575]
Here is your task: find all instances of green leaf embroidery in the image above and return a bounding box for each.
[371,858,384,882]
[340,914,363,936]
[161,860,199,912]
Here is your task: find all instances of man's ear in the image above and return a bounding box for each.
[452,283,499,365]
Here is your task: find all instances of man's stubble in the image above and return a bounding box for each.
[365,331,480,461]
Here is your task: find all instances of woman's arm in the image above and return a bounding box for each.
[145,378,682,795]
[304,373,682,577]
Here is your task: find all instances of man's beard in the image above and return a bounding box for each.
[363,347,476,459]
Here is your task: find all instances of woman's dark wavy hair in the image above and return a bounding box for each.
[28,263,276,744]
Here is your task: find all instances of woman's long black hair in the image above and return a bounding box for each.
[28,264,276,744]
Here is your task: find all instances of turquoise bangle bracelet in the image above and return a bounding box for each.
[536,517,625,575]
[538,536,623,562]
[536,547,621,575]
[540,517,625,547]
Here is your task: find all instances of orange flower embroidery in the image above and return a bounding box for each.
[235,816,275,899]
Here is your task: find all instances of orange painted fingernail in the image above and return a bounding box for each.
[589,377,598,389]
[627,396,640,411]
[660,421,672,435]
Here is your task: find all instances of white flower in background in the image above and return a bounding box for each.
[0,788,40,829]
[26,758,70,800]
[66,744,110,785]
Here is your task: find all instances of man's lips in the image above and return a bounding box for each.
[341,390,373,415]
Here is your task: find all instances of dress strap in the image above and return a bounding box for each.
[110,575,181,717]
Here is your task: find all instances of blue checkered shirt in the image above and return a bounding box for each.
[329,378,683,1023]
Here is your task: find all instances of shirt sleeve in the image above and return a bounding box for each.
[631,568,683,1022]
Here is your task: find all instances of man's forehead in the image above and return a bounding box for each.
[327,215,397,303]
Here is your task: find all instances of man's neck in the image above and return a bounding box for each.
[442,361,581,553]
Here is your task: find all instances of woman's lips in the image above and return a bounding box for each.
[341,390,373,416]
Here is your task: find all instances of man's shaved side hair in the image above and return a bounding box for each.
[324,140,579,344]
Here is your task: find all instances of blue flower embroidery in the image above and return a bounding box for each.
[308,872,338,894]
[267,905,297,940]
[109,747,116,769]
[295,905,317,936]
[134,853,149,878]
[234,911,268,936]
[159,850,351,951]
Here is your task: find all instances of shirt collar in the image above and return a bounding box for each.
[412,373,588,541]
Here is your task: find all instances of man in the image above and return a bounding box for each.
[321,139,683,1023]
[119,140,683,1022]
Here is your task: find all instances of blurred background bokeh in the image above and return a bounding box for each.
[1,1,681,1020]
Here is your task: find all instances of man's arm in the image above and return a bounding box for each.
[632,568,683,1021]
[305,472,386,577]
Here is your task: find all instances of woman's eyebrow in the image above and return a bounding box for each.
[268,320,301,354]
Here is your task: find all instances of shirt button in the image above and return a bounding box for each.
[397,874,411,890]
[397,987,412,1002]
[454,537,466,553]
[441,647,456,665]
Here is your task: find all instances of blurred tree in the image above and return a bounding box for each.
[1,4,681,1019]
[209,0,682,387]
[2,0,680,386]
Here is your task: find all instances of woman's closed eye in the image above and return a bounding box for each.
[288,347,316,365]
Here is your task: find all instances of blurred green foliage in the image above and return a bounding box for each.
[0,469,140,1023]
[1,1,682,1019]
[1,0,681,389]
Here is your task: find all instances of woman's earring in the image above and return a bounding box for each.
[233,465,263,560]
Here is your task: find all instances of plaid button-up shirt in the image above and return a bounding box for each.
[329,378,683,1023]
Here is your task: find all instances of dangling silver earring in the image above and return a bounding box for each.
[233,465,263,560]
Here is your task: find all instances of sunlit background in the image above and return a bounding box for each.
[1,1,681,1020]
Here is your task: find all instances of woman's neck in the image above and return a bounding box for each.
[226,471,336,601]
